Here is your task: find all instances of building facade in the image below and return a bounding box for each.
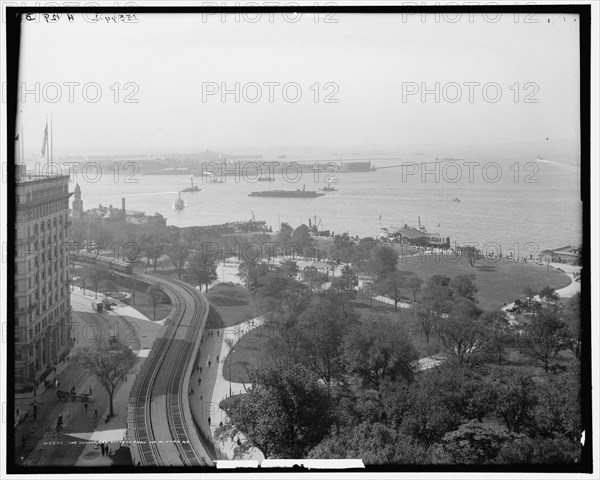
[15,166,73,392]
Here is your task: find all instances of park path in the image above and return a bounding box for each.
[187,316,265,461]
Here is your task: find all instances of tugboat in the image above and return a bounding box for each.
[321,180,338,192]
[182,176,201,192]
[174,191,185,210]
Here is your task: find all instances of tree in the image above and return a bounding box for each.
[413,306,436,345]
[480,311,512,364]
[405,276,423,302]
[186,252,218,291]
[377,271,406,311]
[296,294,358,385]
[488,368,538,433]
[539,285,559,307]
[85,264,110,300]
[215,361,332,459]
[280,260,299,279]
[101,279,117,302]
[449,274,478,302]
[146,282,164,320]
[367,245,398,281]
[460,245,479,267]
[421,275,454,319]
[342,315,418,389]
[72,340,137,417]
[309,421,425,464]
[533,366,581,441]
[430,420,517,464]
[291,224,315,257]
[332,265,358,296]
[238,260,269,294]
[523,310,573,372]
[277,222,294,248]
[523,286,536,307]
[332,232,356,265]
[436,299,487,366]
[167,242,189,279]
[77,266,89,295]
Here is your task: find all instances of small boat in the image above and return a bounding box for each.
[321,181,338,192]
[174,191,185,210]
[257,176,275,182]
[452,197,461,203]
[182,176,202,192]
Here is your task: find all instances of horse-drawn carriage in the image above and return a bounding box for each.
[56,389,89,402]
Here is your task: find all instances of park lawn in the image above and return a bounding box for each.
[206,283,258,328]
[222,324,277,384]
[397,255,571,311]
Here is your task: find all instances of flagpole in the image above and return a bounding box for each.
[21,123,24,165]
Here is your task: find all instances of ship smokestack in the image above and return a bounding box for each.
[122,197,126,215]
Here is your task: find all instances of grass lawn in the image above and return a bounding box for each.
[396,255,570,311]
[206,283,258,328]
[222,324,279,384]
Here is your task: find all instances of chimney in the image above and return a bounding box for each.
[122,197,126,215]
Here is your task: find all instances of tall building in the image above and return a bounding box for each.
[72,183,83,219]
[14,166,73,392]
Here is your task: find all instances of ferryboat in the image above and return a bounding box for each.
[249,184,325,198]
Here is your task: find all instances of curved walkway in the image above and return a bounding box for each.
[188,316,265,461]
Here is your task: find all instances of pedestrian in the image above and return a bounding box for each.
[94,408,98,419]
[208,416,211,426]
[33,404,37,421]
[16,408,19,418]
[89,386,92,396]
[101,443,105,456]
[106,444,111,455]
[208,361,211,368]
[217,330,219,337]
[237,438,241,446]
[55,379,59,388]
[200,395,203,401]
[191,387,194,395]
[54,366,57,374]
[84,402,88,414]
[199,367,203,374]
[198,377,201,385]
[21,435,26,448]
[216,355,219,362]
[219,421,223,427]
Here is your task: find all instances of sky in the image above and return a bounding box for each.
[15,11,581,156]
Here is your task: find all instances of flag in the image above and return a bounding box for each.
[41,121,48,156]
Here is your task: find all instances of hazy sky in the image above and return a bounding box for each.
[16,12,581,155]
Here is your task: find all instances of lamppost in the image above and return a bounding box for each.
[225,337,235,397]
